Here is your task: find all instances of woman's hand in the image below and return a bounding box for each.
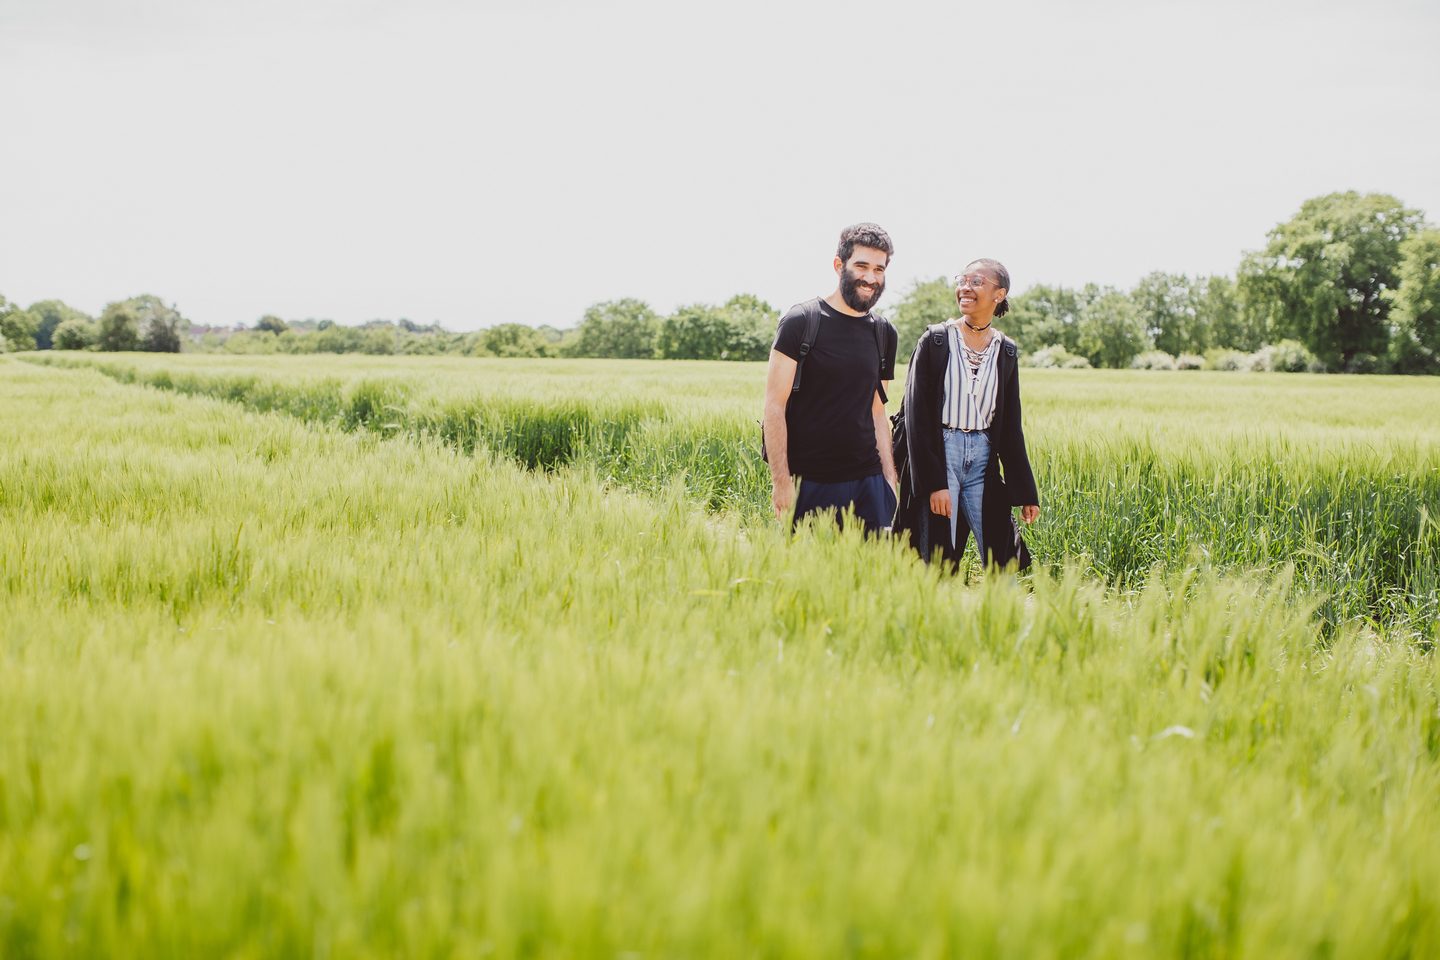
[929,490,951,517]
[1020,504,1040,524]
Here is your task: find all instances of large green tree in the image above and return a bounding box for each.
[96,302,141,351]
[1238,192,1423,371]
[1196,275,1266,352]
[138,296,186,353]
[572,298,659,359]
[890,277,955,354]
[27,300,91,350]
[1385,229,1440,374]
[98,295,187,352]
[1075,289,1150,368]
[0,297,39,352]
[480,323,550,358]
[717,293,774,361]
[1005,284,1098,353]
[657,304,732,360]
[1131,272,1207,356]
[655,294,775,361]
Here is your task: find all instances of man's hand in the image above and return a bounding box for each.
[772,476,796,519]
[763,349,797,523]
[1020,504,1040,524]
[929,489,951,518]
[871,387,897,505]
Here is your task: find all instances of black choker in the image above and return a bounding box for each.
[963,319,992,332]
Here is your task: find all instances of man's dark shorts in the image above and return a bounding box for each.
[792,473,897,535]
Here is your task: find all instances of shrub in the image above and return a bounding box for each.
[223,331,281,355]
[1025,344,1089,369]
[1129,350,1177,370]
[0,308,37,351]
[463,332,491,358]
[1252,340,1325,373]
[1176,353,1205,370]
[398,332,454,356]
[480,323,550,359]
[52,318,97,350]
[313,325,364,354]
[276,330,313,354]
[1344,353,1380,374]
[1205,348,1250,371]
[360,327,399,355]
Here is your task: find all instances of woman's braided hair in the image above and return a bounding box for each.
[965,258,1011,318]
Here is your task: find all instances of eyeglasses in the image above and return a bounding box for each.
[954,274,999,290]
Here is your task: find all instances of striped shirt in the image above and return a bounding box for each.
[942,323,1002,430]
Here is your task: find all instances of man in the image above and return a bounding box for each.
[763,222,900,532]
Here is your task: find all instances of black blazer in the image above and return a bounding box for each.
[894,325,1039,567]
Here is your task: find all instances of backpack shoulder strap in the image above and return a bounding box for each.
[925,323,951,378]
[790,299,823,394]
[872,314,891,405]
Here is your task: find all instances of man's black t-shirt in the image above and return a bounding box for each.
[773,297,898,483]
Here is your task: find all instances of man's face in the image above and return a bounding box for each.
[836,245,889,313]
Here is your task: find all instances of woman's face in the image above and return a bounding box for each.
[954,265,1008,320]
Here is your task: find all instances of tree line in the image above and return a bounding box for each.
[0,295,186,354]
[892,191,1440,374]
[4,191,1437,374]
[0,292,779,362]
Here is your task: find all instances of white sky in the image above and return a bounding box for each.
[2,0,1438,330]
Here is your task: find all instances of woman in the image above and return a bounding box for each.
[894,259,1040,568]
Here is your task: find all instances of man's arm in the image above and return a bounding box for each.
[763,349,799,519]
[873,384,896,491]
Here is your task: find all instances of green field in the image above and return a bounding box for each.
[3,354,1440,957]
[26,352,1440,635]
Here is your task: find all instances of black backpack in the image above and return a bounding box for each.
[761,300,891,462]
[889,324,948,476]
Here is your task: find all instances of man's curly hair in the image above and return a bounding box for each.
[836,223,894,265]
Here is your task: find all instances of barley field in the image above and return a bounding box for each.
[26,352,1440,635]
[3,354,1440,958]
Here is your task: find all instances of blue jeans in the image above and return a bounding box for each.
[943,428,989,558]
[793,473,897,535]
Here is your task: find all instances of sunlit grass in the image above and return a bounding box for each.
[26,352,1440,638]
[3,358,1439,957]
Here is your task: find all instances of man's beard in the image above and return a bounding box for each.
[840,268,884,313]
